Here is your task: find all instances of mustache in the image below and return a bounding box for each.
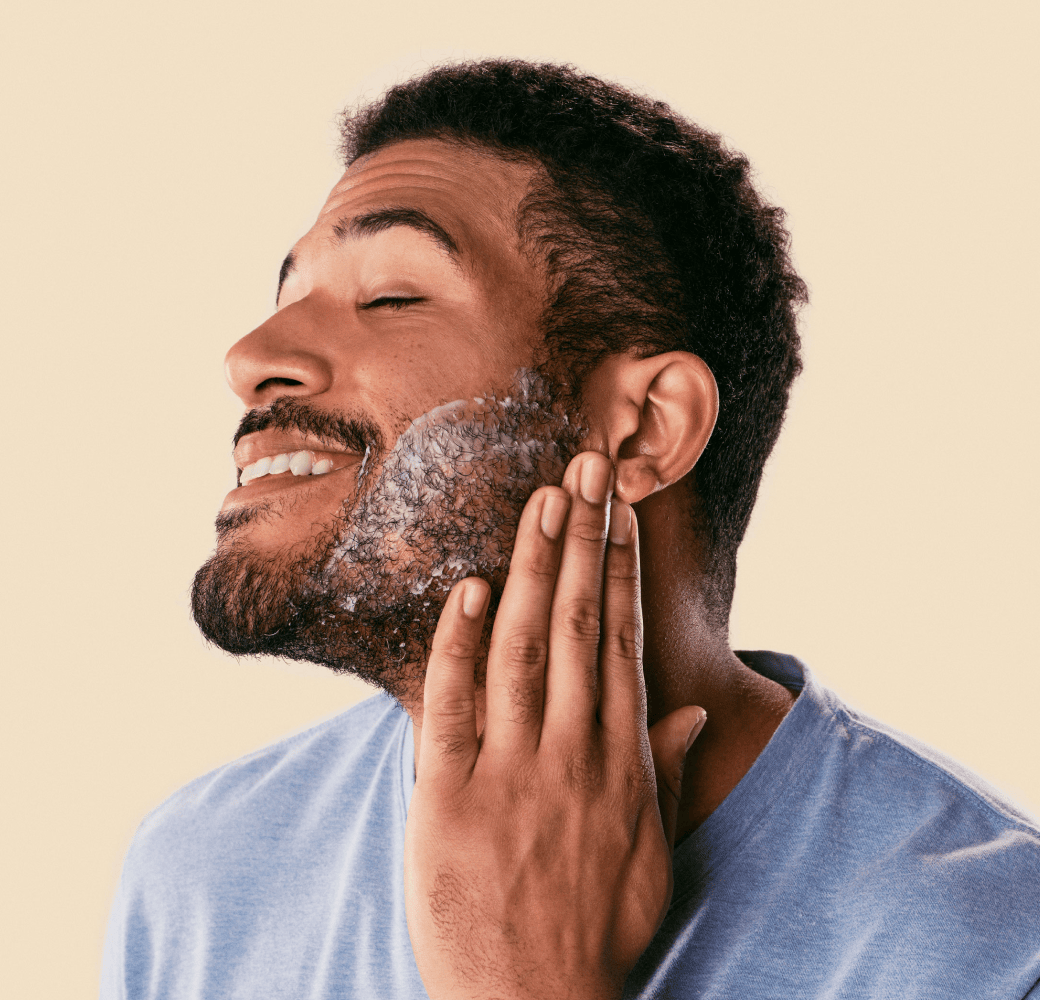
[233,396,384,456]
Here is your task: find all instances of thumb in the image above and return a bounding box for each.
[648,706,707,850]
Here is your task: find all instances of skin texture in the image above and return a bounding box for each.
[214,138,796,998]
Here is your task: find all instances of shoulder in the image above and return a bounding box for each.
[665,656,1040,993]
[835,692,1040,830]
[813,684,1040,937]
[123,691,410,880]
[824,687,1040,843]
[746,653,1040,936]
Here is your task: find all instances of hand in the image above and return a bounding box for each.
[404,451,707,1000]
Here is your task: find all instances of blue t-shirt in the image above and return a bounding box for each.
[100,653,1040,998]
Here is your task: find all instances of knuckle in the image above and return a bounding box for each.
[606,549,639,582]
[564,746,605,793]
[428,693,474,724]
[436,636,477,662]
[515,544,559,581]
[607,618,642,662]
[558,597,602,641]
[500,633,550,672]
[569,519,608,545]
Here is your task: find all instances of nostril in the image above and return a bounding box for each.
[224,329,333,402]
[256,377,304,392]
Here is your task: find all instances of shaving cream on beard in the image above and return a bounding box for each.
[319,368,585,613]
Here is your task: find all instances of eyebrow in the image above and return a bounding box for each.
[276,207,462,305]
[276,251,296,305]
[337,206,461,258]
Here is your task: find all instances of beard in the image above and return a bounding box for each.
[191,369,585,706]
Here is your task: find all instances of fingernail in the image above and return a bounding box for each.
[540,493,569,540]
[609,499,632,544]
[685,710,708,752]
[462,580,486,618]
[579,454,613,504]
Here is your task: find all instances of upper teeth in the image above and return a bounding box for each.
[240,451,335,485]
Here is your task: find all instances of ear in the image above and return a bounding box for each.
[584,351,718,505]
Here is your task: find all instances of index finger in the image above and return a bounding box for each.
[481,486,569,761]
[418,577,489,784]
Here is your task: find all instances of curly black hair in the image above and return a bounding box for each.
[340,60,807,626]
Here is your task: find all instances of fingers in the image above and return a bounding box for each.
[648,707,706,849]
[597,498,646,740]
[482,487,570,758]
[420,577,489,782]
[480,451,643,769]
[542,452,614,739]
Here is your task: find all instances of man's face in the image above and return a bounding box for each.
[192,139,584,703]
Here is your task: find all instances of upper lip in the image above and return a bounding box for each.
[232,430,361,471]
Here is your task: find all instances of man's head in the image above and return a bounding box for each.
[192,60,805,701]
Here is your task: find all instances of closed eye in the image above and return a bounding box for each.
[360,296,425,311]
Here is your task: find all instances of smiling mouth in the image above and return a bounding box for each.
[238,450,339,486]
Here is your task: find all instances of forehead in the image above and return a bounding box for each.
[315,138,540,262]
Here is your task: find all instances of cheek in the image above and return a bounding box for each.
[359,350,501,432]
[477,265,546,355]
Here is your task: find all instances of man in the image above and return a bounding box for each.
[101,60,1040,999]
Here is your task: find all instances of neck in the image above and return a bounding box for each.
[635,485,795,842]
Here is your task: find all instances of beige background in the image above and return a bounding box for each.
[3,0,1037,995]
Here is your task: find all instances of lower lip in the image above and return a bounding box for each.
[222,464,357,506]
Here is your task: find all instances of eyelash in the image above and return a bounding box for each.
[361,296,424,311]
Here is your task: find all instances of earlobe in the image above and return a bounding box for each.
[607,352,719,505]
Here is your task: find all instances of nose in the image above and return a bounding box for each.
[224,300,334,407]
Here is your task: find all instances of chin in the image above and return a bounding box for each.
[191,536,498,707]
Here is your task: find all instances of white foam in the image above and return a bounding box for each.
[320,368,583,613]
